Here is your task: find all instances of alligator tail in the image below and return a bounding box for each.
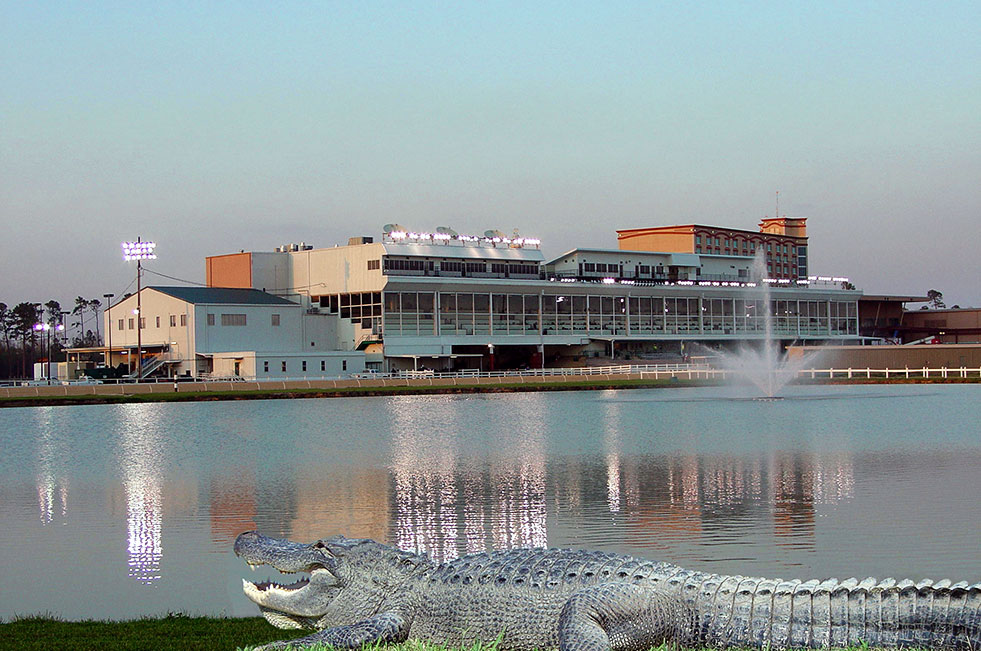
[682,574,981,649]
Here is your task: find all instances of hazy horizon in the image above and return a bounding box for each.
[2,2,979,315]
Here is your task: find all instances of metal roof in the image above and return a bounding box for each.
[149,286,298,305]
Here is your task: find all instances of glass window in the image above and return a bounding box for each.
[221,314,247,326]
[169,315,176,327]
[180,314,186,326]
[207,313,215,326]
[281,361,287,372]
[272,314,280,326]
[263,361,269,373]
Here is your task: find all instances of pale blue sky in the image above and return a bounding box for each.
[2,1,979,310]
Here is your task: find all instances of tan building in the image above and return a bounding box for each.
[901,307,981,344]
[615,217,808,280]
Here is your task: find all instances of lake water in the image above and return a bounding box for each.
[1,384,979,621]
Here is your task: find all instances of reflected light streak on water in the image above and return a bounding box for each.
[33,408,70,525]
[389,396,460,562]
[603,394,621,514]
[491,395,547,551]
[119,405,165,584]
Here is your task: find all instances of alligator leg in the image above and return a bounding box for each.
[557,583,694,651]
[256,611,410,650]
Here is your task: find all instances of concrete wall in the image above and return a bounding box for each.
[104,289,195,359]
[194,302,306,354]
[250,252,293,294]
[289,242,386,298]
[617,226,694,252]
[788,344,981,369]
[206,252,253,288]
[212,351,365,378]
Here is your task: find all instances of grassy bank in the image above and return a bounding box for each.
[0,614,912,651]
[0,377,691,408]
[0,614,307,651]
[1,374,977,409]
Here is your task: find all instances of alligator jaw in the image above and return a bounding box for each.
[242,567,339,617]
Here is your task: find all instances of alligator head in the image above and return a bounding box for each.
[234,531,427,631]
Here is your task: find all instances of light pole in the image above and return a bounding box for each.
[33,322,57,384]
[104,293,115,368]
[122,239,156,381]
[59,310,69,374]
[33,322,46,382]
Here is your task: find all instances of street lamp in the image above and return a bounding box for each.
[33,322,56,384]
[122,239,156,381]
[104,293,115,368]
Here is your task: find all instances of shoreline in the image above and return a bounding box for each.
[0,374,976,409]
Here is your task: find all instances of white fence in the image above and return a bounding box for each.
[8,363,980,388]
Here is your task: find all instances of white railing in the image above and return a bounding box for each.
[800,366,981,380]
[27,364,981,387]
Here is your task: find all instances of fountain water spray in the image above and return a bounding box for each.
[713,251,820,398]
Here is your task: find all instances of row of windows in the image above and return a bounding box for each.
[205,313,281,327]
[383,257,540,276]
[582,262,626,273]
[367,259,381,271]
[118,314,187,330]
[382,291,859,337]
[117,312,283,330]
[696,234,798,254]
[261,359,348,373]
[317,292,382,322]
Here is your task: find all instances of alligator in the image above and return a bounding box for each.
[235,531,981,650]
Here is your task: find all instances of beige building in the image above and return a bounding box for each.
[616,217,808,280]
[88,286,363,379]
[204,227,859,372]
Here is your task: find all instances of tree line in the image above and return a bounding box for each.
[0,297,105,380]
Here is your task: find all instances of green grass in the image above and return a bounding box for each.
[0,614,305,651]
[0,615,908,651]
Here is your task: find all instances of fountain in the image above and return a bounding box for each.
[712,252,820,399]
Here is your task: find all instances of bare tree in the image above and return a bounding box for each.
[88,298,102,344]
[72,296,88,342]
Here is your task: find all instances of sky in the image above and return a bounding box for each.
[2,1,979,318]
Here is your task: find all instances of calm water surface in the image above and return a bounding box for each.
[1,384,979,620]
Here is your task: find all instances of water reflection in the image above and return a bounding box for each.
[5,387,979,621]
[388,395,548,561]
[119,405,165,585]
[34,408,69,525]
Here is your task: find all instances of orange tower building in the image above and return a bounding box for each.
[616,217,808,280]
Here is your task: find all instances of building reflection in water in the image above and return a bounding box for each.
[209,468,258,546]
[33,408,69,525]
[488,398,547,552]
[223,397,857,564]
[388,395,547,562]
[118,405,165,585]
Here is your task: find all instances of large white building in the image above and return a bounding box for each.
[203,228,860,372]
[97,286,364,379]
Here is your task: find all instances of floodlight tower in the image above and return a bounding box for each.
[122,239,156,381]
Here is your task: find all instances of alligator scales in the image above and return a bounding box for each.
[235,532,980,650]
